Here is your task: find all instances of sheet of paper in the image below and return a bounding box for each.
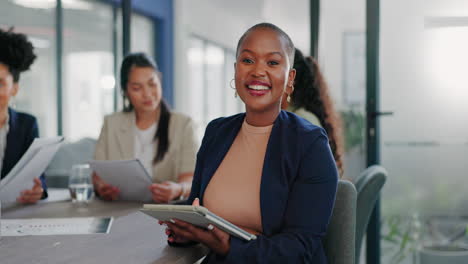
[1,217,113,236]
[89,159,153,202]
[0,137,64,202]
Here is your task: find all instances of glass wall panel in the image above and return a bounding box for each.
[62,0,114,141]
[224,51,243,116]
[131,13,155,57]
[205,44,224,123]
[380,1,468,263]
[0,0,57,137]
[116,10,156,111]
[187,37,205,138]
[320,0,367,182]
[187,36,239,139]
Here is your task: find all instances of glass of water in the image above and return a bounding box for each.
[68,164,94,203]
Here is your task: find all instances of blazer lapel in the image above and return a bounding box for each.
[116,112,135,160]
[1,109,19,179]
[260,111,290,235]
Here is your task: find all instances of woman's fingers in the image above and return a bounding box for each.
[17,178,44,204]
[99,185,119,200]
[33,177,42,188]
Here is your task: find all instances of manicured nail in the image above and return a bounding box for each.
[207,224,214,230]
[169,219,176,224]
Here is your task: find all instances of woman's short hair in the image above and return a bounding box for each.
[0,28,37,82]
[235,22,295,68]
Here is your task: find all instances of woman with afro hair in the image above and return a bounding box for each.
[282,48,344,176]
[0,28,47,203]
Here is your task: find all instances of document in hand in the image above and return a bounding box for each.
[89,159,153,202]
[0,137,64,202]
[140,204,257,241]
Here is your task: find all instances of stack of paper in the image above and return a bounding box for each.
[0,137,64,202]
[89,159,153,202]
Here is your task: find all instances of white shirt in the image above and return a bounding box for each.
[134,122,157,177]
[0,114,10,175]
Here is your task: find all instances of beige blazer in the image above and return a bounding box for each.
[94,111,199,183]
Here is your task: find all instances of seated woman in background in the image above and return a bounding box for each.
[282,48,344,176]
[162,23,338,263]
[93,53,199,203]
[0,28,47,203]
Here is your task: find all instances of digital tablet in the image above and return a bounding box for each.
[140,204,257,241]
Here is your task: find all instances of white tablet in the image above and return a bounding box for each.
[140,204,257,241]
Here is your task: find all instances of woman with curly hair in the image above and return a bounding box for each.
[0,28,47,203]
[282,48,344,176]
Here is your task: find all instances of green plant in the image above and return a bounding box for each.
[340,109,365,151]
[381,214,421,264]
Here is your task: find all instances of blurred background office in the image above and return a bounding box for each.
[1,0,468,264]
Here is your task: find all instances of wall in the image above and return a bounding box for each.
[173,0,311,116]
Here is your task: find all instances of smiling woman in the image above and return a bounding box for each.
[162,23,338,264]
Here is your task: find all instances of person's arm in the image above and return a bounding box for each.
[163,119,213,246]
[174,117,198,199]
[150,117,199,203]
[20,117,47,201]
[92,117,120,200]
[222,132,338,263]
[94,116,109,161]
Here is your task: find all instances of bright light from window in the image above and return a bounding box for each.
[12,0,92,10]
[100,75,115,90]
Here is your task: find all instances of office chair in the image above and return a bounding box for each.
[354,165,388,264]
[323,179,357,264]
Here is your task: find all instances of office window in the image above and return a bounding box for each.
[187,36,241,139]
[62,0,114,141]
[0,0,57,137]
[131,13,155,57]
[115,11,156,111]
[320,0,367,182]
[380,1,468,263]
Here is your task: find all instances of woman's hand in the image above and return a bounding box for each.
[149,181,183,203]
[93,173,119,201]
[163,198,231,256]
[17,178,44,204]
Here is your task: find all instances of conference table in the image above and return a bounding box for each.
[0,189,208,264]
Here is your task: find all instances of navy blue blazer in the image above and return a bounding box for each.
[1,108,47,196]
[188,110,338,263]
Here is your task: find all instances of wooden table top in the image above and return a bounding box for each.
[0,194,208,264]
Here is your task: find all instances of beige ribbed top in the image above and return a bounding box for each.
[203,119,273,235]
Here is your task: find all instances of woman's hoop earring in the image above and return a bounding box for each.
[230,79,236,89]
[287,85,294,103]
[10,96,17,109]
[230,79,238,98]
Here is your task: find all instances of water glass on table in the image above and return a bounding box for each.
[68,164,94,203]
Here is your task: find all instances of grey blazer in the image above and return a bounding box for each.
[94,111,199,183]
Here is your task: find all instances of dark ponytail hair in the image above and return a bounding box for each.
[120,52,171,164]
[292,49,344,176]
